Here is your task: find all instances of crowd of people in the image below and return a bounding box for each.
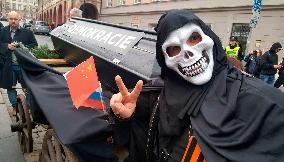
[224,36,283,88]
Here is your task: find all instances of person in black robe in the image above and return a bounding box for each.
[110,9,284,162]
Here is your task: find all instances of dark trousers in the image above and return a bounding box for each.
[274,75,284,88]
[7,64,24,108]
[7,64,31,108]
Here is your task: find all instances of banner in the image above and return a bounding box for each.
[249,0,263,28]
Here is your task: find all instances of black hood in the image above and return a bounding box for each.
[270,42,282,51]
[154,10,231,134]
[154,10,284,162]
[155,9,228,79]
[154,10,236,154]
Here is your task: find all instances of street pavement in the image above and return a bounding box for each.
[1,88,47,162]
[0,91,25,162]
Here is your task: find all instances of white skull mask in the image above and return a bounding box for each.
[162,23,214,85]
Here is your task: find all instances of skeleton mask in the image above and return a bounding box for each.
[162,23,214,85]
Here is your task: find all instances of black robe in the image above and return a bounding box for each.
[151,9,284,162]
[15,48,116,162]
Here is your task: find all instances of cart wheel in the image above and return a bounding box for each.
[15,94,33,153]
[40,129,79,162]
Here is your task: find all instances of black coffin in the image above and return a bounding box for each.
[50,18,160,92]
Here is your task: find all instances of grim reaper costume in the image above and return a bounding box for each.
[125,10,284,162]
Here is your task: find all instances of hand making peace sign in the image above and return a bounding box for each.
[110,75,143,119]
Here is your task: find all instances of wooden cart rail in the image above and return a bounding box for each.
[10,94,79,162]
[38,59,67,65]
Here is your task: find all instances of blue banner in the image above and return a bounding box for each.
[250,0,263,28]
[252,0,263,13]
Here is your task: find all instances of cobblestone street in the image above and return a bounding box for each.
[1,88,47,162]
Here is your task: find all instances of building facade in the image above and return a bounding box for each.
[100,0,284,55]
[1,0,38,20]
[37,0,101,27]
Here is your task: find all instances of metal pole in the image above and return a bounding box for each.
[42,0,43,21]
[0,1,2,16]
[245,28,253,56]
[83,0,85,17]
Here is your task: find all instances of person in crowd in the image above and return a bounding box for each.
[274,57,284,88]
[225,36,244,61]
[0,11,38,115]
[69,8,83,18]
[244,49,262,78]
[0,21,3,30]
[110,10,284,162]
[255,49,263,78]
[259,42,282,85]
[49,22,56,30]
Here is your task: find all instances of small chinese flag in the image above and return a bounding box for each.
[65,56,104,110]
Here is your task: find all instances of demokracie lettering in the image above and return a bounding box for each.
[67,24,136,50]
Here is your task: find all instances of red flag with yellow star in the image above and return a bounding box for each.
[65,56,103,109]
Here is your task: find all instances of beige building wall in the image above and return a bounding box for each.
[100,0,284,59]
[2,0,38,20]
[37,0,101,26]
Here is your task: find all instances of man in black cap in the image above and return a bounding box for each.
[225,36,244,61]
[259,42,282,85]
[110,10,284,162]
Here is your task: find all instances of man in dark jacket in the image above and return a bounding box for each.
[274,58,284,88]
[0,11,38,114]
[244,50,261,78]
[259,42,282,85]
[110,10,284,162]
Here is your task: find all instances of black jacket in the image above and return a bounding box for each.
[129,73,284,162]
[0,25,38,88]
[259,50,278,75]
[0,22,3,30]
[278,58,284,76]
[244,54,261,77]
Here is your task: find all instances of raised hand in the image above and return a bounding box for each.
[110,75,143,119]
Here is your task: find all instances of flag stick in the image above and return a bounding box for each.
[98,82,106,112]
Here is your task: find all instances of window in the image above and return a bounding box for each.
[24,0,27,3]
[231,23,250,52]
[152,0,160,2]
[18,4,22,10]
[36,21,49,26]
[117,0,125,5]
[23,5,27,10]
[131,23,139,28]
[134,0,141,4]
[107,0,112,7]
[12,3,16,10]
[18,0,21,2]
[5,2,10,9]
